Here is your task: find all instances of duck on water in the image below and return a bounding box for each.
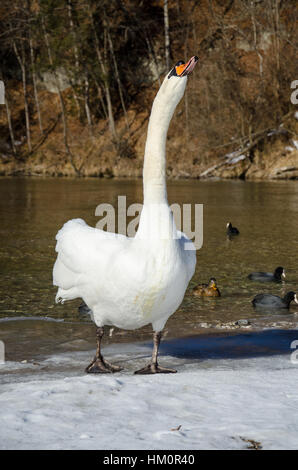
[226,222,239,237]
[193,278,221,297]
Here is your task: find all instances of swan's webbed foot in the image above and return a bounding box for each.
[134,330,177,374]
[85,357,122,374]
[85,326,122,374]
[134,363,177,374]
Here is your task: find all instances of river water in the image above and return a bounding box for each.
[1,177,298,361]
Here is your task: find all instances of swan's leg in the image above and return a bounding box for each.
[85,327,122,374]
[134,331,177,374]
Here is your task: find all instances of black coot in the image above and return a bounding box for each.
[252,291,298,309]
[248,266,285,282]
[226,222,239,236]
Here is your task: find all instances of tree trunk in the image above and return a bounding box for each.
[13,40,32,153]
[27,0,43,134]
[87,1,117,142]
[84,74,93,135]
[274,0,280,71]
[107,25,129,133]
[94,79,108,119]
[29,35,43,134]
[5,96,16,155]
[250,1,263,77]
[67,0,82,120]
[163,0,170,70]
[41,12,80,175]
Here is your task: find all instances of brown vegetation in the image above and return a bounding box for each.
[0,0,297,179]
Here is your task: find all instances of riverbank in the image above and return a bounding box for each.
[1,102,297,181]
[1,129,297,181]
[1,329,298,450]
[1,0,297,185]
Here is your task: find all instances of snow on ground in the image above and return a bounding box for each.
[1,332,298,450]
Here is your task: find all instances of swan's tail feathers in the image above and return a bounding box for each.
[53,256,79,288]
[54,218,118,274]
[53,219,98,306]
[55,218,87,245]
[53,217,129,306]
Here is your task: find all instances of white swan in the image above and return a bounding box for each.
[53,56,198,374]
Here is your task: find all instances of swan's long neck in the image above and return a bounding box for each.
[136,77,187,242]
[143,81,185,205]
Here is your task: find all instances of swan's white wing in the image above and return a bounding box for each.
[55,219,129,271]
[53,218,130,302]
[177,230,197,282]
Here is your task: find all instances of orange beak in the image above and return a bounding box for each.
[176,56,199,77]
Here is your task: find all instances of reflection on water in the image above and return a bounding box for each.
[1,177,298,352]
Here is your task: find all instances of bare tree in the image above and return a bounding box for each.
[12,41,31,153]
[66,0,83,120]
[105,18,129,133]
[4,94,16,155]
[249,1,263,77]
[87,0,118,142]
[41,10,80,175]
[163,0,170,69]
[27,0,43,135]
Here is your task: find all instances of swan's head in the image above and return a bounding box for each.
[158,56,199,105]
[167,56,199,79]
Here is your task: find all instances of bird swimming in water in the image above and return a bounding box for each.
[193,277,221,297]
[226,222,239,236]
[252,291,298,310]
[248,266,285,283]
